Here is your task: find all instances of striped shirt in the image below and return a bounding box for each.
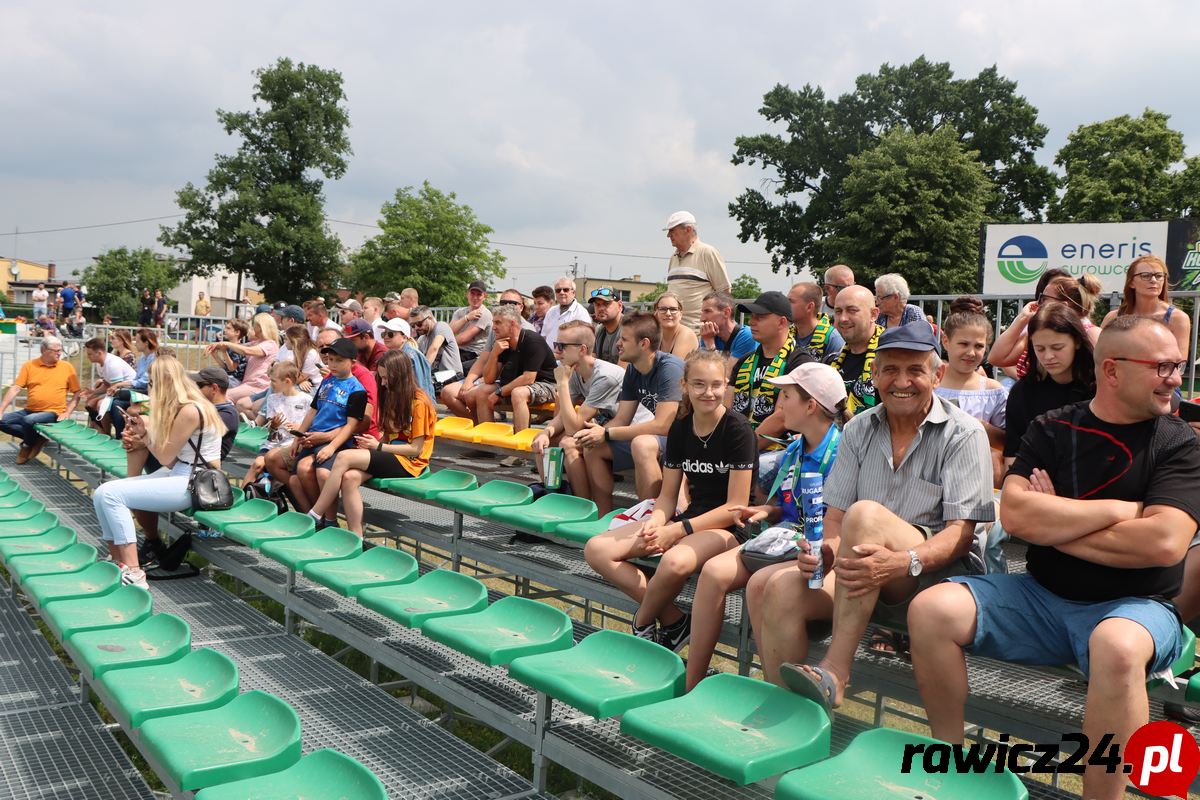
[824,395,995,529]
[667,239,731,331]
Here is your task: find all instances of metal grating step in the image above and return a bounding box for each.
[0,594,79,715]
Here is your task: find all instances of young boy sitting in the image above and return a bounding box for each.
[242,362,312,487]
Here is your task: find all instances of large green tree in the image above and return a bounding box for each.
[824,128,993,294]
[80,247,181,323]
[1050,109,1200,221]
[730,57,1054,275]
[347,182,506,307]
[730,274,762,299]
[159,58,350,300]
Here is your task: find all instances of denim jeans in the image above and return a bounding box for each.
[93,462,193,546]
[0,409,58,448]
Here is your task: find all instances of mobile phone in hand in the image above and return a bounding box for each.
[1179,401,1200,423]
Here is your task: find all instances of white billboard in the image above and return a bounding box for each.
[981,221,1170,295]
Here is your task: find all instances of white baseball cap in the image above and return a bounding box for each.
[663,210,697,231]
[382,318,411,337]
[767,362,847,413]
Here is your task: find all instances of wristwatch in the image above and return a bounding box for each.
[907,548,923,577]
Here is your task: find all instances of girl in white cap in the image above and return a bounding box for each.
[687,361,847,691]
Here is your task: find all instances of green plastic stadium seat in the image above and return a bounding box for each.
[357,569,488,628]
[1150,625,1195,691]
[374,468,477,500]
[552,509,627,545]
[487,493,597,532]
[0,511,59,539]
[507,629,685,719]
[101,648,239,728]
[0,489,33,508]
[0,499,46,522]
[422,595,574,666]
[302,545,418,598]
[437,480,533,514]
[23,561,121,607]
[41,584,153,641]
[7,542,97,583]
[224,512,315,550]
[193,498,278,531]
[95,459,129,478]
[66,613,191,681]
[233,425,270,451]
[259,527,362,571]
[139,690,301,792]
[0,525,76,562]
[774,727,1028,800]
[620,673,831,784]
[0,479,23,497]
[193,749,388,800]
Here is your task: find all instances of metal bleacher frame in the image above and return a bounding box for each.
[30,431,1192,799]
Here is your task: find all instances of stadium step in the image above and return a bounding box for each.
[0,499,46,522]
[301,545,418,598]
[552,508,627,545]
[193,497,276,531]
[66,613,191,681]
[620,672,831,785]
[41,584,153,641]
[23,560,121,607]
[437,479,533,514]
[357,568,488,627]
[224,512,315,549]
[192,748,388,800]
[260,526,363,571]
[0,525,76,561]
[487,493,598,533]
[138,690,301,792]
[6,541,96,582]
[421,595,574,666]
[773,727,1028,799]
[370,468,477,499]
[100,648,240,728]
[507,629,685,719]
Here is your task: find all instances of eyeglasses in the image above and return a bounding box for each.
[1132,272,1166,283]
[554,287,574,294]
[1111,357,1186,378]
[822,282,851,292]
[590,288,616,299]
[875,292,898,302]
[498,299,522,306]
[655,306,681,315]
[552,341,584,352]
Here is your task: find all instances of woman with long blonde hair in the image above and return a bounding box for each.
[1101,254,1190,357]
[92,355,225,588]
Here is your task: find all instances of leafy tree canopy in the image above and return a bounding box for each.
[160,58,351,300]
[347,182,505,307]
[1051,108,1200,222]
[730,274,762,299]
[81,247,181,322]
[824,127,993,295]
[730,56,1053,276]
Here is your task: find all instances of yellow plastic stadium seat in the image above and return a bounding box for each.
[530,401,557,413]
[435,417,475,440]
[496,428,541,451]
[471,422,515,446]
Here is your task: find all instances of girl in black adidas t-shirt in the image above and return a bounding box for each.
[584,350,757,650]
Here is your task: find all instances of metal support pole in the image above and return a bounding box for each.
[284,569,296,635]
[451,512,463,571]
[736,602,752,676]
[531,692,552,792]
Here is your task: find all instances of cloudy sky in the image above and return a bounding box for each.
[1,1,1196,295]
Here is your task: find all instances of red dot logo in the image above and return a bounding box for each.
[1124,721,1200,798]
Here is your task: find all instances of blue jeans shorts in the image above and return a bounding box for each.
[949,572,1183,677]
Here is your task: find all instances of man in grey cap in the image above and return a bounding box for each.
[664,210,731,331]
[336,298,363,325]
[772,322,994,716]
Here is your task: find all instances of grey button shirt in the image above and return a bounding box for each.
[824,395,996,529]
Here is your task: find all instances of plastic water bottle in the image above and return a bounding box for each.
[799,472,825,588]
[262,474,272,494]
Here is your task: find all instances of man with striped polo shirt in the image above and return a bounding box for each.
[664,211,731,332]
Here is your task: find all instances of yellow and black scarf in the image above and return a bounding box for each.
[831,324,882,415]
[734,333,797,429]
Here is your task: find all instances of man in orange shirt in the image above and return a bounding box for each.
[0,336,82,463]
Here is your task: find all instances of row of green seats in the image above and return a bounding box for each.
[0,480,388,799]
[35,419,129,476]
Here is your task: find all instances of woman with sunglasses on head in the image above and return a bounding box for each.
[1003,303,1097,468]
[653,291,700,360]
[585,349,757,652]
[989,270,1100,378]
[302,351,436,536]
[1102,254,1190,358]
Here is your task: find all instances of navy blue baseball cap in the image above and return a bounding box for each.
[876,321,939,352]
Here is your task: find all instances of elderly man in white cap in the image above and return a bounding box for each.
[664,210,731,332]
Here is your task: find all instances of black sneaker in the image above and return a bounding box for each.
[659,613,692,652]
[632,620,658,643]
[137,538,166,569]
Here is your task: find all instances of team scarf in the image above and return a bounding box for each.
[793,314,834,357]
[831,324,883,415]
[733,332,798,424]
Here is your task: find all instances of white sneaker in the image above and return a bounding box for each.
[119,564,149,590]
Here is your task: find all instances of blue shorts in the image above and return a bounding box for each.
[296,443,353,472]
[949,572,1183,678]
[610,435,667,472]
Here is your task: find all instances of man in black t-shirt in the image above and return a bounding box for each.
[910,317,1200,800]
[476,305,557,432]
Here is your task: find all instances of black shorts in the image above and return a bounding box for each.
[366,450,420,480]
[296,443,353,471]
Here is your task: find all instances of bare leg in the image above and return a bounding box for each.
[510,386,531,432]
[637,529,738,629]
[582,443,616,514]
[340,469,368,534]
[1081,618,1156,800]
[440,381,470,418]
[583,520,655,604]
[290,457,316,512]
[908,582,977,741]
[759,566,836,685]
[559,435,590,497]
[114,542,138,570]
[746,560,799,674]
[631,435,663,501]
[309,449,371,519]
[471,384,499,425]
[687,547,753,690]
[314,468,335,520]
